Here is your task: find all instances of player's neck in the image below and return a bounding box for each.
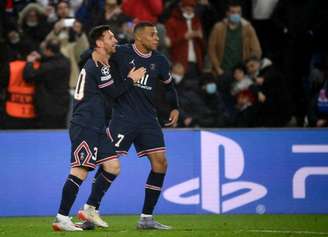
[94,48,110,60]
[134,42,151,54]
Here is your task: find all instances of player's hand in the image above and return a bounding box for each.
[128,67,146,83]
[92,51,109,67]
[165,109,179,127]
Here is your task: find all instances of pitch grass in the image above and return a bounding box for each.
[0,215,328,237]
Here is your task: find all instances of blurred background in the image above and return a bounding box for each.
[1,0,328,130]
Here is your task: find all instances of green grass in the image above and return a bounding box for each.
[0,215,328,237]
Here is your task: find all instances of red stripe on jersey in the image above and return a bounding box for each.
[137,147,166,157]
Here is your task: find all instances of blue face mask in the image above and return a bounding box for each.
[229,14,241,24]
[206,83,217,94]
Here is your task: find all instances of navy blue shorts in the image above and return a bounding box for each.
[70,124,118,170]
[107,119,165,157]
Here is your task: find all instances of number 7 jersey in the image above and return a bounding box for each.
[111,44,174,124]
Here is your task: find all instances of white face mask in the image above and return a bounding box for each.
[172,73,183,84]
[183,12,194,20]
[26,20,38,27]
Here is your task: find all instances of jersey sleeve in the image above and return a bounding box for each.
[95,64,134,99]
[158,55,173,84]
[157,55,179,110]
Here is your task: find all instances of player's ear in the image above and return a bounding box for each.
[134,31,141,41]
[96,39,104,48]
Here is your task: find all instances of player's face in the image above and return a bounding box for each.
[139,26,159,51]
[101,30,118,55]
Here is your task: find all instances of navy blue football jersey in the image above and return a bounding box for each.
[71,58,134,132]
[111,44,176,123]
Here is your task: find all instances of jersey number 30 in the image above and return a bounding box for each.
[74,68,86,100]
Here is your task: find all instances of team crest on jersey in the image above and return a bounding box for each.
[101,66,110,75]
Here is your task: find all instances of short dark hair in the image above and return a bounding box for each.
[89,25,111,48]
[245,56,260,65]
[56,0,70,10]
[133,21,155,34]
[45,39,60,54]
[233,63,246,73]
[227,0,242,10]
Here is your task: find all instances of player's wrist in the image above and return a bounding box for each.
[126,77,135,84]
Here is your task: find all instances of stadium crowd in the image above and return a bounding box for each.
[1,0,328,129]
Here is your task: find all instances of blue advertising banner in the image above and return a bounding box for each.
[0,129,327,216]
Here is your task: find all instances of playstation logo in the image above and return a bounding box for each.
[163,131,267,213]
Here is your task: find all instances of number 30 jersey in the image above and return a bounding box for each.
[71,58,134,132]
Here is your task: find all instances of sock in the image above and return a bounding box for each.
[140,213,152,218]
[58,175,83,216]
[86,170,117,208]
[142,171,166,215]
[92,166,103,210]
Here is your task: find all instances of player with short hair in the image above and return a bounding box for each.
[84,22,179,230]
[52,25,145,232]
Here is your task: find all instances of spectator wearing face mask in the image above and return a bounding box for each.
[208,0,262,77]
[200,73,230,127]
[18,3,52,51]
[165,0,205,81]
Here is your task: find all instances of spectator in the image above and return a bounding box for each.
[165,0,204,80]
[251,0,280,59]
[307,55,328,127]
[271,0,317,126]
[6,25,31,61]
[23,39,70,128]
[195,0,218,41]
[55,0,72,19]
[246,57,292,127]
[200,72,230,127]
[121,0,163,23]
[90,0,130,37]
[18,3,52,51]
[1,46,37,129]
[45,18,89,89]
[169,63,212,128]
[233,89,258,127]
[75,0,105,32]
[208,0,262,76]
[116,18,135,44]
[231,63,253,96]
